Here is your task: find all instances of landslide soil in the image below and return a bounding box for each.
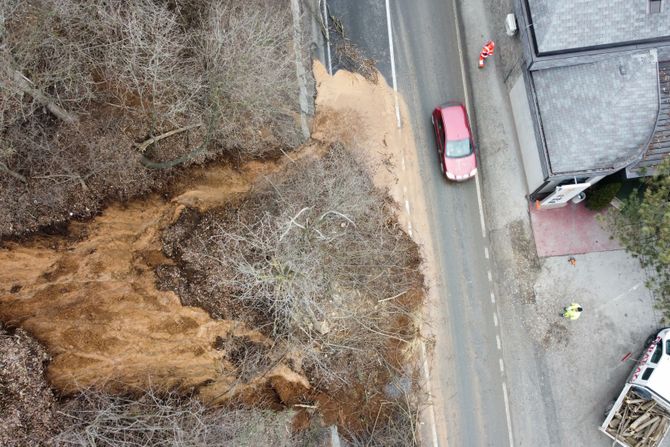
[0,153,313,405]
[0,60,425,435]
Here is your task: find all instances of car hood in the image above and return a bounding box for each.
[445,153,476,178]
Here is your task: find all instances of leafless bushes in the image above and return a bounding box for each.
[0,324,59,447]
[53,389,299,447]
[163,145,423,387]
[202,0,303,155]
[0,0,305,237]
[346,388,423,447]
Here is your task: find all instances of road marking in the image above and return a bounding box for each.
[490,292,496,304]
[405,199,411,215]
[493,313,498,327]
[384,0,402,128]
[502,382,515,447]
[484,246,489,259]
[499,358,505,372]
[474,175,487,239]
[289,0,310,140]
[496,334,502,350]
[420,340,440,447]
[593,282,643,312]
[487,270,492,282]
[321,0,332,75]
[408,221,413,237]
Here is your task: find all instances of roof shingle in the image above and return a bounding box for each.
[531,50,659,174]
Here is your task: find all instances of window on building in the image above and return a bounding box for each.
[650,0,662,14]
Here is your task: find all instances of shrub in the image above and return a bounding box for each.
[53,389,299,447]
[585,181,621,211]
[0,0,305,238]
[161,145,424,387]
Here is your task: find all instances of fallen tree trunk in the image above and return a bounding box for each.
[1,57,78,124]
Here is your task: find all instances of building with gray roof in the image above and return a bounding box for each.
[510,0,670,205]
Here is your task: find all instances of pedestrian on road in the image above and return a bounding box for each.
[563,303,583,320]
[478,40,495,68]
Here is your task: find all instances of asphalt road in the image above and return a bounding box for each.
[324,1,512,445]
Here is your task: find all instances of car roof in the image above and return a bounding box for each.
[440,104,470,140]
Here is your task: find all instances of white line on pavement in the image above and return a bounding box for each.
[420,340,440,447]
[490,292,496,304]
[496,334,502,350]
[321,0,332,75]
[405,199,411,215]
[487,270,492,282]
[499,358,505,372]
[384,0,402,128]
[502,382,515,447]
[484,246,489,259]
[493,313,498,327]
[474,175,487,239]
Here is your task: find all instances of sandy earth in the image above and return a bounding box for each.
[0,155,318,404]
[0,61,436,429]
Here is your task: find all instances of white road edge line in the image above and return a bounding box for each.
[384,0,402,129]
[420,340,440,447]
[449,0,486,240]
[474,175,487,239]
[321,0,332,75]
[502,382,515,447]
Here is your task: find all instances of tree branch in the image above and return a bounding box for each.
[1,58,79,124]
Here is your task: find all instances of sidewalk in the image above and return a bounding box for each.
[529,202,621,257]
[455,1,662,447]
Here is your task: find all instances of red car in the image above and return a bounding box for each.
[431,102,477,181]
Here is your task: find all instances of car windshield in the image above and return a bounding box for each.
[445,138,472,158]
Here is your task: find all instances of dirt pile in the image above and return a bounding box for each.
[0,154,312,405]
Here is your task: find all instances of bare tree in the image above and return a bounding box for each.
[53,388,299,447]
[0,0,307,238]
[199,0,303,156]
[164,145,424,387]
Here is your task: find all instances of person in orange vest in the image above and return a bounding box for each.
[478,40,495,68]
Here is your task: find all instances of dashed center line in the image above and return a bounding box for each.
[490,292,496,304]
[496,335,502,350]
[493,313,498,327]
[499,358,505,373]
[487,270,492,282]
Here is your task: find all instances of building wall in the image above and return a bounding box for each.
[510,72,545,195]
